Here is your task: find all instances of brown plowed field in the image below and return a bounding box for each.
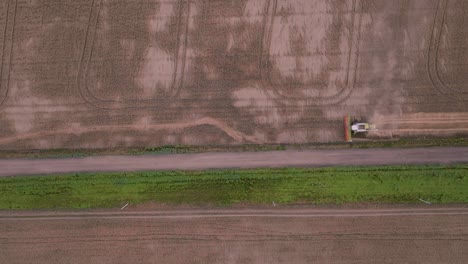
[1,0,468,149]
[1,207,468,263]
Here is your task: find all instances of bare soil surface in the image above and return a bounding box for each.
[1,147,467,177]
[0,0,468,150]
[1,207,467,264]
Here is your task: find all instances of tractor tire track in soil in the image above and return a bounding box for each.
[0,0,17,107]
[1,207,468,263]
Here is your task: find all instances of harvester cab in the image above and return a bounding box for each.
[344,115,377,142]
[351,122,376,133]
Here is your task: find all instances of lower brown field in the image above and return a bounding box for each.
[1,207,467,264]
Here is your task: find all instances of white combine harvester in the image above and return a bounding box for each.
[351,122,376,134]
[344,115,377,142]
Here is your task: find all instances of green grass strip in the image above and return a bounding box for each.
[1,165,467,209]
[1,137,468,159]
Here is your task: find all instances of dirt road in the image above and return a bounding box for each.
[1,207,467,263]
[1,147,468,177]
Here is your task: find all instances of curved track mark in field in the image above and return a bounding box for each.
[433,0,468,95]
[0,117,260,145]
[427,0,468,100]
[77,0,190,109]
[0,0,9,106]
[0,0,17,107]
[259,0,363,106]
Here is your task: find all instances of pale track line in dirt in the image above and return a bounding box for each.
[385,112,468,120]
[4,207,466,216]
[259,0,362,106]
[382,117,468,121]
[375,120,468,124]
[0,117,260,144]
[380,120,468,124]
[3,233,466,244]
[0,0,16,107]
[2,210,468,221]
[76,0,99,108]
[0,0,10,106]
[381,128,468,132]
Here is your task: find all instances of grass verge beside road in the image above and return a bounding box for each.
[1,137,467,159]
[1,165,467,209]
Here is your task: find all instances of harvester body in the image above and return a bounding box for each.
[344,115,376,142]
[351,123,376,134]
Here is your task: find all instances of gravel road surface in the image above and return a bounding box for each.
[1,147,468,176]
